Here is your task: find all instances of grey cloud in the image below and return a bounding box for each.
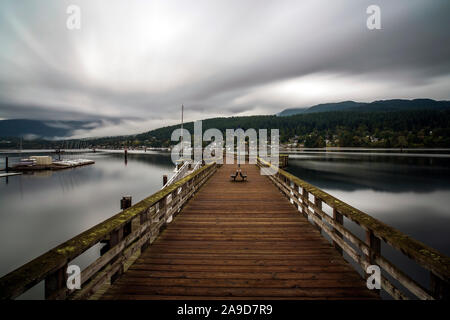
[0,0,449,135]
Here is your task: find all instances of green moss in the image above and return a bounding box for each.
[258,157,450,279]
[0,162,216,299]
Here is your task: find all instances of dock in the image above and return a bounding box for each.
[0,172,22,178]
[0,160,449,300]
[11,159,95,172]
[102,164,377,299]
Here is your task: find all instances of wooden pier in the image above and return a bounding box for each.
[102,164,376,299]
[0,160,449,300]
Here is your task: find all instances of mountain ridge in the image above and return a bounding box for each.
[0,119,101,139]
[1,99,450,140]
[277,98,450,116]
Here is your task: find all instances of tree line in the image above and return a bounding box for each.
[1,108,449,149]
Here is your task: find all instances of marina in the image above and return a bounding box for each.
[5,155,95,172]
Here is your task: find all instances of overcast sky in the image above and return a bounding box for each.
[0,0,449,137]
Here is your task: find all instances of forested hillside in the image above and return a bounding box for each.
[85,108,450,148]
[2,102,449,149]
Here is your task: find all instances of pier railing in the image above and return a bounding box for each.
[257,158,450,300]
[0,162,217,300]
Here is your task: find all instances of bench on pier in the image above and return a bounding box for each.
[230,169,247,182]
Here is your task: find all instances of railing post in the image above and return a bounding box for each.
[332,208,344,255]
[365,230,381,264]
[292,184,299,212]
[430,272,449,300]
[45,264,68,299]
[101,197,131,256]
[160,197,167,228]
[313,196,322,233]
[301,188,308,218]
[109,227,125,283]
[365,229,381,295]
[140,210,151,252]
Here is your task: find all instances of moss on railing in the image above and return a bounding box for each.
[0,163,216,299]
[258,157,450,283]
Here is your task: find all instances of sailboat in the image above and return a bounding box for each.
[18,136,36,166]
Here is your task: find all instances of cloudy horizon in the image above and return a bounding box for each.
[0,0,449,138]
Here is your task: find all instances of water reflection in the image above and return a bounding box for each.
[286,151,450,299]
[286,152,450,255]
[287,153,450,192]
[0,151,174,281]
[1,150,449,299]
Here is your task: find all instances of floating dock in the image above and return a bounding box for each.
[0,172,22,178]
[12,159,95,172]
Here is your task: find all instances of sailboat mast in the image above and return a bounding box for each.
[181,104,184,145]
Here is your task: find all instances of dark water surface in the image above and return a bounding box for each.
[0,151,174,287]
[285,151,450,298]
[1,150,449,299]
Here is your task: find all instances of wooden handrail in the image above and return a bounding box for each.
[0,162,217,300]
[257,157,450,300]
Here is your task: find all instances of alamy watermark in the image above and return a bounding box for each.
[66,5,81,30]
[366,5,381,30]
[170,120,279,175]
[66,264,81,290]
[366,265,381,290]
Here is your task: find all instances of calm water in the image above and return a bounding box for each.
[285,151,450,298]
[285,151,450,255]
[1,149,449,299]
[0,150,174,296]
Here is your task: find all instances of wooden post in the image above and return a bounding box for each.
[5,156,8,172]
[365,229,381,295]
[109,227,124,283]
[313,196,322,233]
[163,175,168,186]
[120,196,132,210]
[333,208,344,255]
[301,188,308,218]
[366,230,381,264]
[45,264,67,299]
[159,198,167,232]
[430,272,449,300]
[101,197,131,256]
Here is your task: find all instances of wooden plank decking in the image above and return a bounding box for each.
[101,164,378,300]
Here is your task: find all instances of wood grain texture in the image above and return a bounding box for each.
[101,164,378,300]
